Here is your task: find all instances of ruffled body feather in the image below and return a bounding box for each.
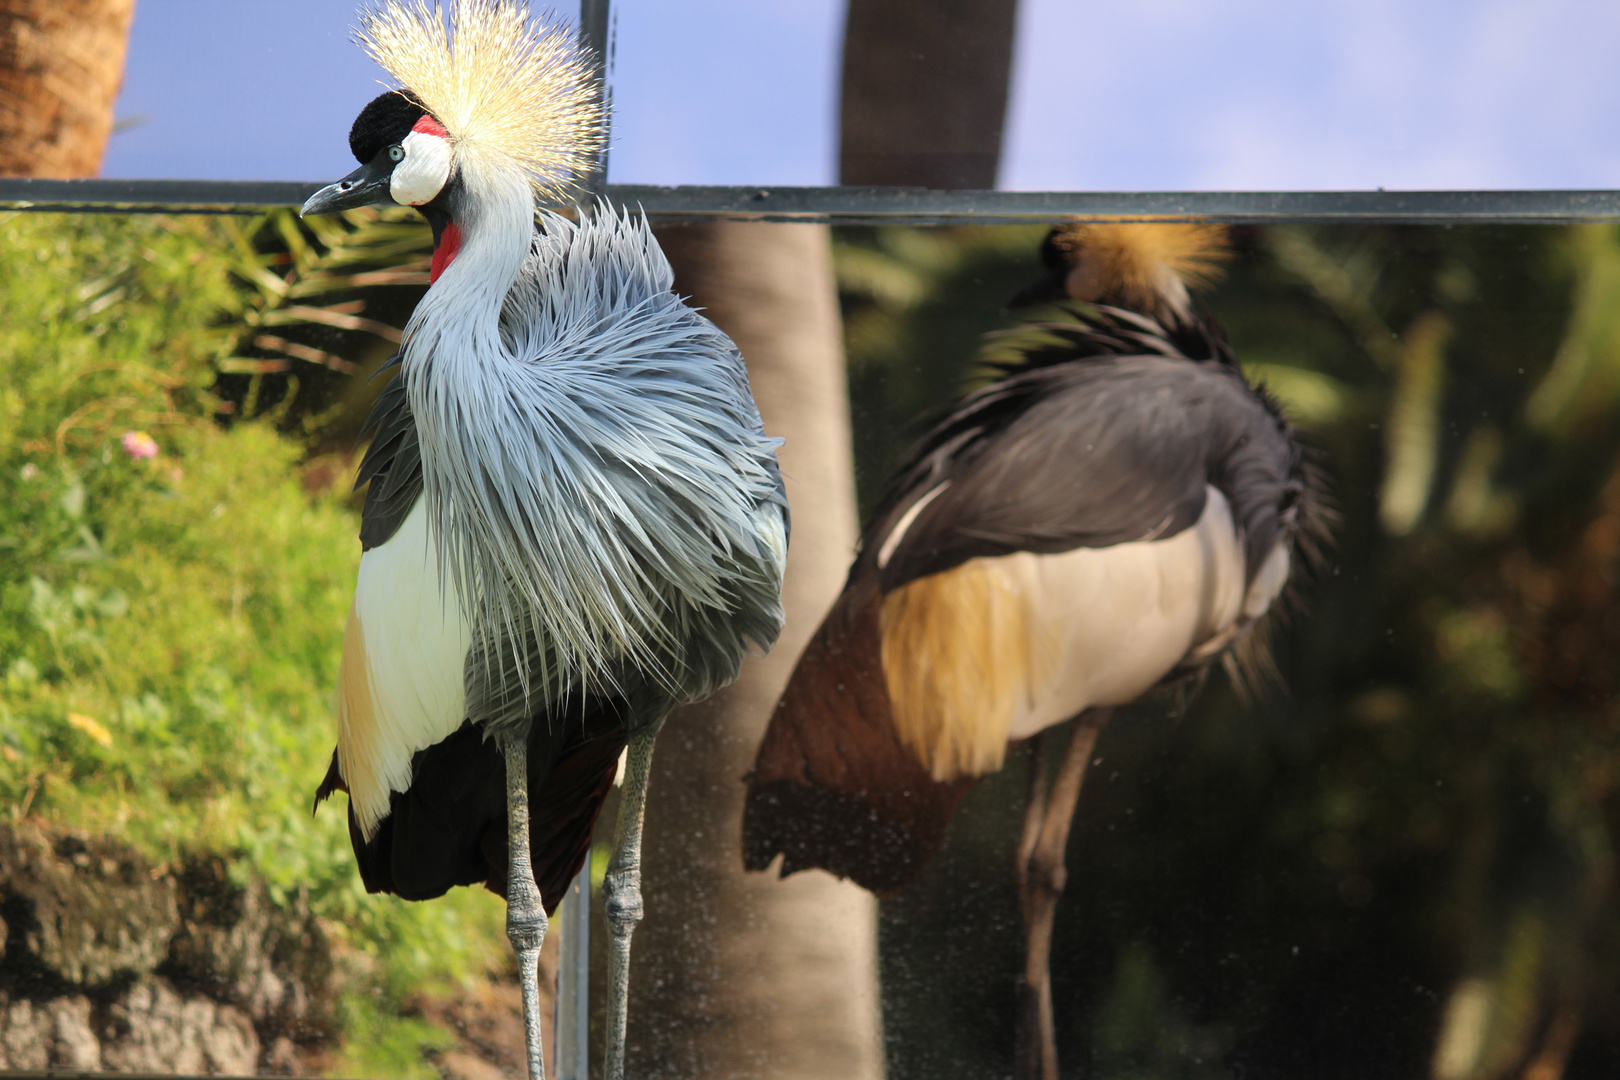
[405,204,787,736]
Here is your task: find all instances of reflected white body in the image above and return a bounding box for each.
[1001,485,1286,740]
[881,485,1290,781]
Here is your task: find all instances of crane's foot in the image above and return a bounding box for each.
[508,880,549,1080]
[603,866,645,939]
[601,857,644,1080]
[1015,832,1064,1080]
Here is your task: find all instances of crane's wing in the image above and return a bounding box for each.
[354,354,423,551]
[317,701,627,913]
[316,360,629,914]
[744,570,975,894]
[871,355,1296,592]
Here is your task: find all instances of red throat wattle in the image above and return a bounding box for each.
[430,222,462,283]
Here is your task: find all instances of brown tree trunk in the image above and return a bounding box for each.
[627,222,883,1079]
[622,7,1022,1068]
[839,0,1020,188]
[0,0,136,177]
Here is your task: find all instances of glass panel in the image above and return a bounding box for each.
[841,222,1617,1076]
[5,211,1620,1077]
[604,0,844,187]
[103,0,413,183]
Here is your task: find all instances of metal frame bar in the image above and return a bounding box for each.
[3,178,1619,224]
[554,863,591,1080]
[0,1073,260,1080]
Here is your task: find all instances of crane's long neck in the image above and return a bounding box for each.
[402,164,533,382]
[397,162,536,635]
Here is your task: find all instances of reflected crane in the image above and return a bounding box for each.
[743,224,1330,1080]
[302,4,788,1077]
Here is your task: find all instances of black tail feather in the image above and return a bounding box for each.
[317,699,629,916]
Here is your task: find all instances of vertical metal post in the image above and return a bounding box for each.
[554,860,591,1080]
[578,0,614,201]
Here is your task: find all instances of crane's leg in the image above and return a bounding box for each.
[1016,731,1051,908]
[602,722,661,1080]
[1015,730,1057,1080]
[500,728,549,1080]
[1014,709,1111,1080]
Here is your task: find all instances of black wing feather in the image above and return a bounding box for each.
[869,306,1303,593]
[355,353,424,551]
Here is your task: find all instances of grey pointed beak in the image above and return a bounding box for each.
[301,157,396,216]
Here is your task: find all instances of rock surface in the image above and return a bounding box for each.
[0,825,178,987]
[101,978,259,1074]
[0,993,100,1068]
[0,822,334,1073]
[0,821,545,1076]
[165,852,334,1043]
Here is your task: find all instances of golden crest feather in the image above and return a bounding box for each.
[356,0,604,200]
[1054,222,1230,311]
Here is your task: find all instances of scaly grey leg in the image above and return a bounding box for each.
[501,729,549,1080]
[602,724,660,1080]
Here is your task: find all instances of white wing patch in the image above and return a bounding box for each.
[1244,540,1291,619]
[877,482,948,570]
[756,502,789,586]
[338,499,472,839]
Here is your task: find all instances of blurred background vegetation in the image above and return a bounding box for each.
[4,211,1620,1079]
[847,223,1620,1080]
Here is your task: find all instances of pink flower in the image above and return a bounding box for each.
[121,431,158,460]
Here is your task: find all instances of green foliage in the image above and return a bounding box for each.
[333,994,458,1080]
[210,206,429,445]
[0,211,499,1069]
[833,225,1045,512]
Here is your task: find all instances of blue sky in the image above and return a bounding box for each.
[103,0,1620,190]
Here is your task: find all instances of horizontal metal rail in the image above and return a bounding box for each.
[1,179,1619,224]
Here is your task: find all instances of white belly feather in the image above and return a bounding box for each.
[338,499,472,839]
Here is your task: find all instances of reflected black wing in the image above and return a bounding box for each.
[869,312,1300,592]
[354,354,423,551]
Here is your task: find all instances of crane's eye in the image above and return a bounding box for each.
[387,145,405,163]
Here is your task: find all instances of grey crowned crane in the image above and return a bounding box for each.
[742,224,1331,1080]
[300,3,788,1078]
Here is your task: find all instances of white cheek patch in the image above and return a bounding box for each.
[391,130,451,206]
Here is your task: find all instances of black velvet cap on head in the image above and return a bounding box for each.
[349,90,428,164]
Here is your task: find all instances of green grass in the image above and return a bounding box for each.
[0,211,506,1068]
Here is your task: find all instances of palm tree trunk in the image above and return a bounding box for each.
[627,221,884,1080]
[623,5,1022,1068]
[839,0,1020,188]
[0,0,136,177]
